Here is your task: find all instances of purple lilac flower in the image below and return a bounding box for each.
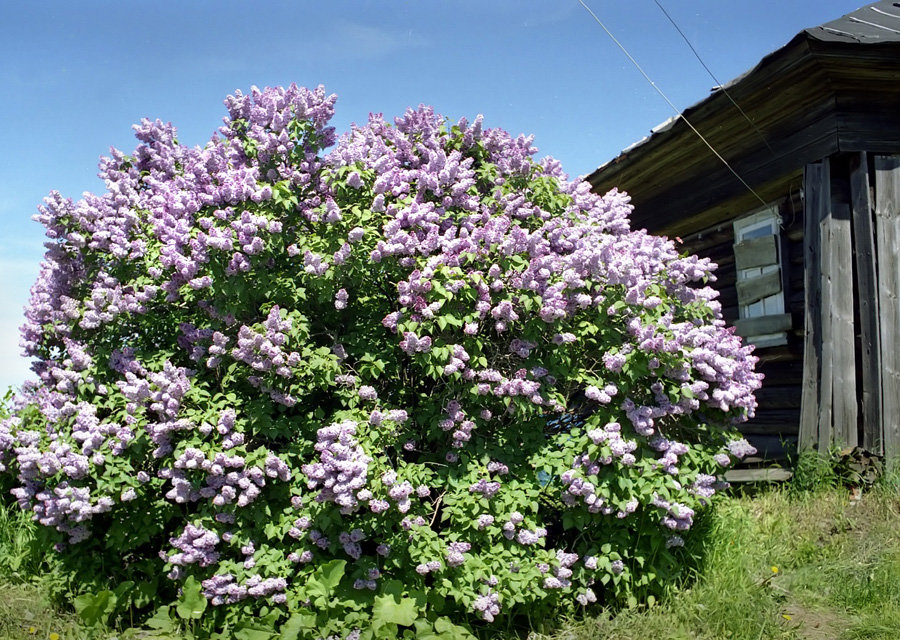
[476,514,495,529]
[166,524,220,567]
[301,421,371,513]
[446,541,471,567]
[469,478,501,498]
[726,438,757,459]
[472,590,501,622]
[358,385,377,401]
[714,453,732,467]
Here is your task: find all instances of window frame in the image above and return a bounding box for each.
[733,205,787,348]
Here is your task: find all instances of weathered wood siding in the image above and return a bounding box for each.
[850,152,882,453]
[874,155,900,462]
[799,161,825,451]
[799,157,860,452]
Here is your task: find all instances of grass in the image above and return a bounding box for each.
[529,471,900,640]
[0,497,87,640]
[1,466,898,640]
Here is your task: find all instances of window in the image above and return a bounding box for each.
[732,205,791,347]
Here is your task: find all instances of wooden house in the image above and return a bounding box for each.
[587,1,900,462]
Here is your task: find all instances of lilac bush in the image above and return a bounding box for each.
[0,84,761,638]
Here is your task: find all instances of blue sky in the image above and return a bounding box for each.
[0,0,863,391]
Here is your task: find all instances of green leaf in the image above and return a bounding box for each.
[381,579,404,597]
[410,619,471,640]
[235,627,276,640]
[145,606,176,632]
[372,593,419,628]
[176,576,208,620]
[280,612,318,640]
[73,590,117,627]
[305,559,347,599]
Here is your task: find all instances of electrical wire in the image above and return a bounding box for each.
[653,0,774,153]
[577,0,768,208]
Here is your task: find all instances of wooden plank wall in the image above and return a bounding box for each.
[874,155,900,464]
[799,158,860,452]
[799,161,826,450]
[850,152,882,454]
[829,200,859,448]
[668,153,900,462]
[795,153,900,460]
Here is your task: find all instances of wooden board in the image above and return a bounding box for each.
[817,193,835,453]
[733,313,792,338]
[755,385,804,409]
[875,155,900,465]
[799,161,825,450]
[850,152,883,455]
[725,468,794,483]
[829,202,858,448]
[742,408,802,434]
[734,235,780,269]
[736,270,783,306]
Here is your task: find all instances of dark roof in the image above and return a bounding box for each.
[807,1,900,43]
[588,2,900,178]
[585,1,900,237]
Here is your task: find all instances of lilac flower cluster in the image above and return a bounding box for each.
[713,439,757,469]
[166,524,220,567]
[472,589,501,622]
[445,541,472,567]
[650,436,691,475]
[201,573,288,606]
[543,550,580,590]
[353,568,381,590]
[415,560,442,575]
[399,332,432,354]
[302,421,371,513]
[469,478,502,499]
[689,474,718,502]
[726,438,757,459]
[439,399,478,448]
[651,494,696,531]
[338,529,366,559]
[231,307,304,406]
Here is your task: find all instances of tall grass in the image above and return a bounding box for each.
[0,500,89,640]
[529,450,900,640]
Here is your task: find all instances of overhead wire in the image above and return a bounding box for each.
[576,0,768,208]
[652,0,774,153]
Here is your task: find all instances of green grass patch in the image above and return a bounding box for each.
[531,479,900,640]
[0,581,88,640]
[0,501,85,640]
